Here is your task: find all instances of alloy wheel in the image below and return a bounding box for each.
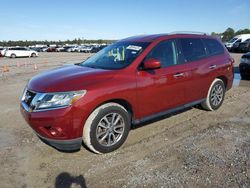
[96,113,125,147]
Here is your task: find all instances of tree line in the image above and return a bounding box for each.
[0,38,115,47]
[0,28,250,47]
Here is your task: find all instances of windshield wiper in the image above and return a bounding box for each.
[85,65,98,69]
[75,63,96,69]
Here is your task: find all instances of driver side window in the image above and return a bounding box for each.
[145,40,177,68]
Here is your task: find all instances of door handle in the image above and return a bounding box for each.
[173,73,184,78]
[209,65,217,69]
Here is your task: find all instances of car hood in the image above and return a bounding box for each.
[225,42,233,46]
[28,65,116,92]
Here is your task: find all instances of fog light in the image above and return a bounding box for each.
[49,127,63,137]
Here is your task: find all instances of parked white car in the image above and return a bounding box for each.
[5,47,38,58]
[66,46,78,52]
[79,46,94,53]
[0,47,10,56]
[225,34,250,51]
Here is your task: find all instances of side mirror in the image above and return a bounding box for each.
[143,58,161,70]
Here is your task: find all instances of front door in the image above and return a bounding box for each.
[136,39,189,119]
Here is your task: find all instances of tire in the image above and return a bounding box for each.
[240,73,249,80]
[83,103,131,154]
[31,53,36,57]
[11,53,16,58]
[201,78,225,111]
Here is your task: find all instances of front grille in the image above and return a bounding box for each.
[24,90,36,107]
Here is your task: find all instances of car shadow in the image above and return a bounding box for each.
[55,172,87,188]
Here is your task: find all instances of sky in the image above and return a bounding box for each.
[0,0,249,41]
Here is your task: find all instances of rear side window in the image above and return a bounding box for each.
[145,40,177,68]
[203,38,224,56]
[179,38,206,62]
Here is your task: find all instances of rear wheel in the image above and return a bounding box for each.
[10,53,16,58]
[31,53,36,57]
[201,78,225,111]
[83,103,130,154]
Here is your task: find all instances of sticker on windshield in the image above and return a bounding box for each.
[126,45,142,51]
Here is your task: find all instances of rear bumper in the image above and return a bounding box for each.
[37,133,82,151]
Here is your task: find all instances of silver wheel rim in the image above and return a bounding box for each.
[96,113,125,147]
[211,84,223,106]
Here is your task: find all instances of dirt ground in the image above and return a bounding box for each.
[0,52,249,188]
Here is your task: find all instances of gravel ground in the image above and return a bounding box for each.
[0,52,249,188]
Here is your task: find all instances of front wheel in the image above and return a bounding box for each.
[83,103,130,154]
[201,78,225,111]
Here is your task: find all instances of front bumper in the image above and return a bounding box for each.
[20,102,86,151]
[37,133,82,151]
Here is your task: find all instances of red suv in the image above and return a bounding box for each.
[20,33,234,153]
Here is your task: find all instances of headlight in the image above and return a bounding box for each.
[31,90,86,111]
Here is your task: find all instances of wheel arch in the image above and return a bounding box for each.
[216,75,227,89]
[99,98,134,121]
[11,53,16,57]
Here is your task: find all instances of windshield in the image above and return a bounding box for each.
[228,37,238,43]
[79,41,149,70]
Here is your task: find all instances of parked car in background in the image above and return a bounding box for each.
[239,52,250,79]
[5,47,38,58]
[66,46,78,52]
[88,45,107,53]
[20,32,234,153]
[0,47,9,56]
[225,34,250,52]
[55,46,65,52]
[75,46,84,52]
[59,46,74,52]
[60,46,70,52]
[40,47,48,52]
[0,47,4,57]
[47,47,57,52]
[238,39,250,53]
[30,47,45,52]
[79,45,94,53]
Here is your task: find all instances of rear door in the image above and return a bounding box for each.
[178,37,225,103]
[21,48,30,56]
[136,39,190,119]
[14,48,23,56]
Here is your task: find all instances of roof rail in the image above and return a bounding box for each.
[169,31,209,35]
